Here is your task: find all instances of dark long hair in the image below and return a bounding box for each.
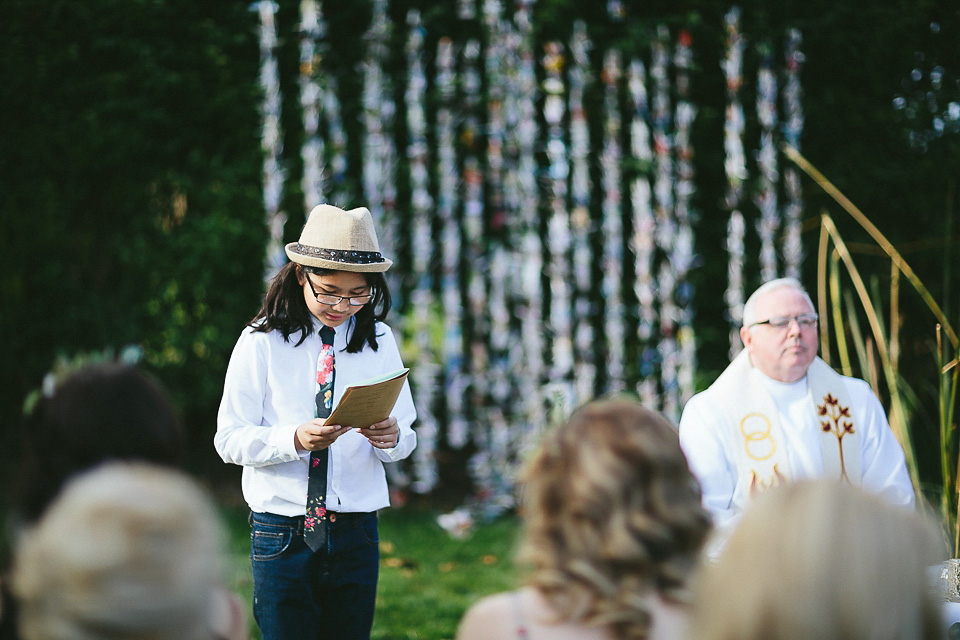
[249,262,392,352]
[14,363,187,524]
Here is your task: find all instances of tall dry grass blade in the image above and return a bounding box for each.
[937,324,960,556]
[820,214,921,496]
[866,338,880,398]
[869,276,892,357]
[936,323,960,557]
[955,474,959,558]
[782,144,958,348]
[817,217,832,366]
[938,326,949,524]
[829,251,853,376]
[890,264,901,373]
[821,217,892,381]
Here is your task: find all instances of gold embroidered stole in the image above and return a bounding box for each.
[711,351,861,511]
[807,357,861,484]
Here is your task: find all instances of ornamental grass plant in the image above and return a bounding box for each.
[785,146,960,555]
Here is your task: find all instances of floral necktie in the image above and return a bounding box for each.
[305,324,335,551]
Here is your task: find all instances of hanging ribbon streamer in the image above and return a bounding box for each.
[435,37,469,450]
[543,37,575,410]
[362,0,398,297]
[509,0,546,451]
[722,6,747,358]
[464,0,516,522]
[674,28,698,408]
[479,0,542,520]
[298,0,326,212]
[482,0,510,375]
[322,79,348,201]
[651,25,680,421]
[628,56,659,408]
[461,39,487,448]
[755,44,780,282]
[601,48,626,394]
[726,210,747,349]
[257,0,287,284]
[405,9,438,494]
[569,22,594,406]
[782,29,805,279]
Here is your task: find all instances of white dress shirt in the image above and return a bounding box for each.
[679,368,915,535]
[215,316,417,516]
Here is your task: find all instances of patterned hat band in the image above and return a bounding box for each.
[285,205,392,272]
[289,244,386,265]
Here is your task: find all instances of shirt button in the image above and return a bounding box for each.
[328,512,337,523]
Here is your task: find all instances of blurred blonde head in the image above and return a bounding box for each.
[689,479,944,640]
[516,398,711,640]
[12,462,239,640]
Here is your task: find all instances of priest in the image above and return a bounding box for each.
[678,278,915,546]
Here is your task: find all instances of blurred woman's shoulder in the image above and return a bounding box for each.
[645,593,690,640]
[457,587,612,640]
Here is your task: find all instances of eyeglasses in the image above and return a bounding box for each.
[305,277,372,307]
[748,313,819,330]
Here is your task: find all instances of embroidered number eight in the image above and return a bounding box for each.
[740,413,776,461]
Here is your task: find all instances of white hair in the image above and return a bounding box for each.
[12,463,228,640]
[741,278,815,328]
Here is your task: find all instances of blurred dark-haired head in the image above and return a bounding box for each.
[14,363,186,524]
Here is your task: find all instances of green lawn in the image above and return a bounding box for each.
[220,505,521,640]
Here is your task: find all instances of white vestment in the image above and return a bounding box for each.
[678,354,916,543]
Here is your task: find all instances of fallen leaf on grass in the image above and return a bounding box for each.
[384,557,419,570]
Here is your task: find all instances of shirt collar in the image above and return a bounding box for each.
[753,366,808,401]
[310,316,355,345]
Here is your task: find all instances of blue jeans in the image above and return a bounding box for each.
[250,511,380,640]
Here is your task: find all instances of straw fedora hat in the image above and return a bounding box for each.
[285,204,392,272]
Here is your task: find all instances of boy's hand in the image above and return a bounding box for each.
[358,416,399,449]
[295,419,352,451]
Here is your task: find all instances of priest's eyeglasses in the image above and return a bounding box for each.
[748,313,819,330]
[305,277,372,307]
